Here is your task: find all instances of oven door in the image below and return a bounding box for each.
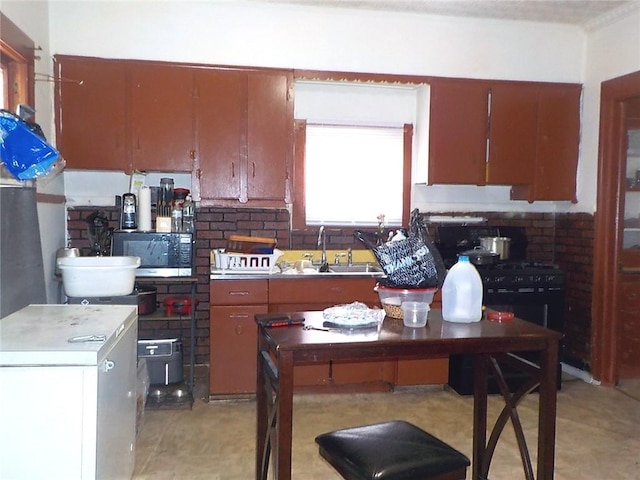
[448,287,565,395]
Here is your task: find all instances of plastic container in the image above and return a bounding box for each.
[441,255,483,323]
[57,256,140,297]
[374,284,437,319]
[401,301,430,327]
[212,249,283,272]
[181,194,195,233]
[171,204,182,232]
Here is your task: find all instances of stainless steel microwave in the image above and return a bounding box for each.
[111,232,193,277]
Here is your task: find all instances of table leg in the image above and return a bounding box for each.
[473,354,489,480]
[537,340,559,480]
[274,351,295,480]
[256,334,269,480]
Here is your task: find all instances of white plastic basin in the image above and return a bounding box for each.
[57,256,140,297]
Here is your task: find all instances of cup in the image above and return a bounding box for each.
[401,301,430,328]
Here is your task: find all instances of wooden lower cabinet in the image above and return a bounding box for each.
[209,277,448,396]
[209,280,268,396]
[617,274,640,378]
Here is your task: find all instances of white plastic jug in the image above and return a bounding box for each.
[441,255,483,323]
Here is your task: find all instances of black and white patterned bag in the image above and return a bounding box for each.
[355,209,446,289]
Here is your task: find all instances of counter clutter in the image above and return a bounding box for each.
[210,248,381,276]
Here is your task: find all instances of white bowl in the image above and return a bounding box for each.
[57,256,140,297]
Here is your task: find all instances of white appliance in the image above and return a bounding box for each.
[0,305,138,480]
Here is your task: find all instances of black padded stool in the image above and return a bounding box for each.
[315,420,470,480]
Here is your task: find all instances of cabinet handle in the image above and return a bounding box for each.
[252,162,256,178]
[235,325,243,335]
[229,291,250,296]
[231,162,236,178]
[229,313,250,319]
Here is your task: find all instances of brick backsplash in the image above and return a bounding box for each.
[66,206,594,371]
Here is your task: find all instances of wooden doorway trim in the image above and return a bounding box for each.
[592,70,640,385]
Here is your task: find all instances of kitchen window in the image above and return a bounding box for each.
[293,120,412,228]
[293,79,422,229]
[0,13,35,115]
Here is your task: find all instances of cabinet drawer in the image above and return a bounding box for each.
[269,277,379,305]
[210,279,268,305]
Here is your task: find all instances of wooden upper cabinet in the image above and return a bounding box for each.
[511,83,581,202]
[54,56,129,170]
[487,82,539,185]
[428,78,488,185]
[195,68,244,201]
[429,77,581,202]
[130,64,194,172]
[197,68,293,205]
[246,71,293,202]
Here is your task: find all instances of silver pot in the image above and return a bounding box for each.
[55,247,80,275]
[479,237,511,260]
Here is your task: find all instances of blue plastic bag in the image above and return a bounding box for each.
[0,110,59,180]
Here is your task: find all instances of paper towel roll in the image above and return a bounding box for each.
[138,186,152,231]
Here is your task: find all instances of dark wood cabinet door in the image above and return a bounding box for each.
[428,78,489,185]
[195,69,244,201]
[617,275,640,378]
[130,64,194,172]
[209,305,267,394]
[532,84,581,201]
[487,82,538,185]
[246,71,292,202]
[197,69,291,204]
[510,83,581,202]
[55,56,129,170]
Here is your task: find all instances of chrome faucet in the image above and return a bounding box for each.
[317,226,327,266]
[347,247,353,267]
[335,252,347,265]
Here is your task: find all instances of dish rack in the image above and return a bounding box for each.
[212,249,282,272]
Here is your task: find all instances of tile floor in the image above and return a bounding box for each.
[133,375,640,479]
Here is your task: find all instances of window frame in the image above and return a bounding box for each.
[292,119,413,230]
[1,12,35,113]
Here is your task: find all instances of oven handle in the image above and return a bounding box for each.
[620,266,640,274]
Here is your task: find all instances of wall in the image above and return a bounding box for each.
[580,6,640,215]
[45,0,593,214]
[44,1,639,215]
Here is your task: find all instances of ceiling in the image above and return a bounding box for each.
[259,0,636,27]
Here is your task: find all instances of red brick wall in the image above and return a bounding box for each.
[66,207,594,371]
[555,213,594,370]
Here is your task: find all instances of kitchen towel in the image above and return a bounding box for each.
[138,186,152,231]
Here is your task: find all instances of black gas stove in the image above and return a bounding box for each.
[476,262,565,290]
[434,225,565,395]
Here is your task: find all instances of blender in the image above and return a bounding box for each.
[86,211,113,256]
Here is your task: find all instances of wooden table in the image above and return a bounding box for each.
[256,310,562,480]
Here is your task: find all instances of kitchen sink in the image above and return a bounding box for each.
[328,263,384,275]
